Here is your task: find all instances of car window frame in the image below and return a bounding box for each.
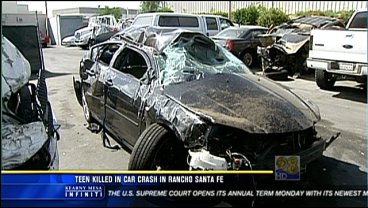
[219,18,234,30]
[96,43,122,66]
[158,16,200,28]
[251,29,266,39]
[133,15,154,26]
[110,45,153,81]
[349,11,367,29]
[205,17,219,30]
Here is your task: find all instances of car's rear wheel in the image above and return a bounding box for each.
[315,69,336,90]
[128,123,188,170]
[242,51,254,67]
[81,89,92,123]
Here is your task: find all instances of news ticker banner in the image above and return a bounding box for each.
[2,170,368,207]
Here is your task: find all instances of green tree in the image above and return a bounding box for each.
[233,5,265,25]
[140,1,161,12]
[157,7,173,12]
[257,8,289,27]
[100,6,122,20]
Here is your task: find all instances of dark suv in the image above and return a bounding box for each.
[73,26,336,171]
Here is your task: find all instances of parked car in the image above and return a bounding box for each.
[75,15,119,49]
[61,35,76,47]
[211,26,268,67]
[39,32,49,48]
[257,16,345,80]
[307,9,367,90]
[73,26,337,172]
[131,12,234,36]
[74,27,93,49]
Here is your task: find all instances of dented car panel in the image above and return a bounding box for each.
[163,73,319,134]
[2,36,59,170]
[74,26,336,170]
[257,16,344,77]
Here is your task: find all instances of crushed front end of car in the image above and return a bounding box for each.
[257,16,344,80]
[1,36,60,170]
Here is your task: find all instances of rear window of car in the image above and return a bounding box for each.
[216,28,247,38]
[349,11,367,29]
[133,16,153,26]
[158,16,199,27]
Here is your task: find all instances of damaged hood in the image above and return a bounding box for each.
[164,73,320,134]
[1,36,31,99]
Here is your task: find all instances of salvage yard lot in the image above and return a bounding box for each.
[41,46,366,192]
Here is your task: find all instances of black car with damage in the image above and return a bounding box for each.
[257,16,345,80]
[73,26,338,172]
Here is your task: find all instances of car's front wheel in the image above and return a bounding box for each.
[128,123,188,170]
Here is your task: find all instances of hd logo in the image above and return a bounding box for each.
[275,156,300,181]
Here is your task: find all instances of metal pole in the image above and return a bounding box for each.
[228,1,232,19]
[45,1,48,36]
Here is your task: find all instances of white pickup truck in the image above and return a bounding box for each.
[307,9,367,90]
[131,13,234,36]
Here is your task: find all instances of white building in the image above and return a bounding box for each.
[2,1,47,35]
[2,1,30,14]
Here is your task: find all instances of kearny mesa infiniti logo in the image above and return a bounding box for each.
[65,185,104,199]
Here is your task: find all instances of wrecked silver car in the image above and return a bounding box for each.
[73,26,338,171]
[2,36,59,170]
[257,16,344,80]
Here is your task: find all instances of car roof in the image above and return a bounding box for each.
[135,12,200,18]
[199,14,229,18]
[111,25,210,52]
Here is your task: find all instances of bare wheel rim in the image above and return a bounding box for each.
[81,90,90,121]
[243,53,253,67]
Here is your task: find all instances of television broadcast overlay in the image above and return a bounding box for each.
[2,170,368,207]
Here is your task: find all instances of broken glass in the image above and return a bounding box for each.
[155,35,251,86]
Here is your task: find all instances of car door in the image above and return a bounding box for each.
[105,46,151,146]
[204,16,219,36]
[86,43,121,124]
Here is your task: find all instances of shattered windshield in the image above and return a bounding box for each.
[155,34,250,86]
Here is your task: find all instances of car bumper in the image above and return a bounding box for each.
[253,139,326,171]
[75,38,89,46]
[307,58,368,76]
[62,40,76,46]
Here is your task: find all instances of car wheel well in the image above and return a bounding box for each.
[145,122,183,143]
[240,49,256,67]
[129,123,188,170]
